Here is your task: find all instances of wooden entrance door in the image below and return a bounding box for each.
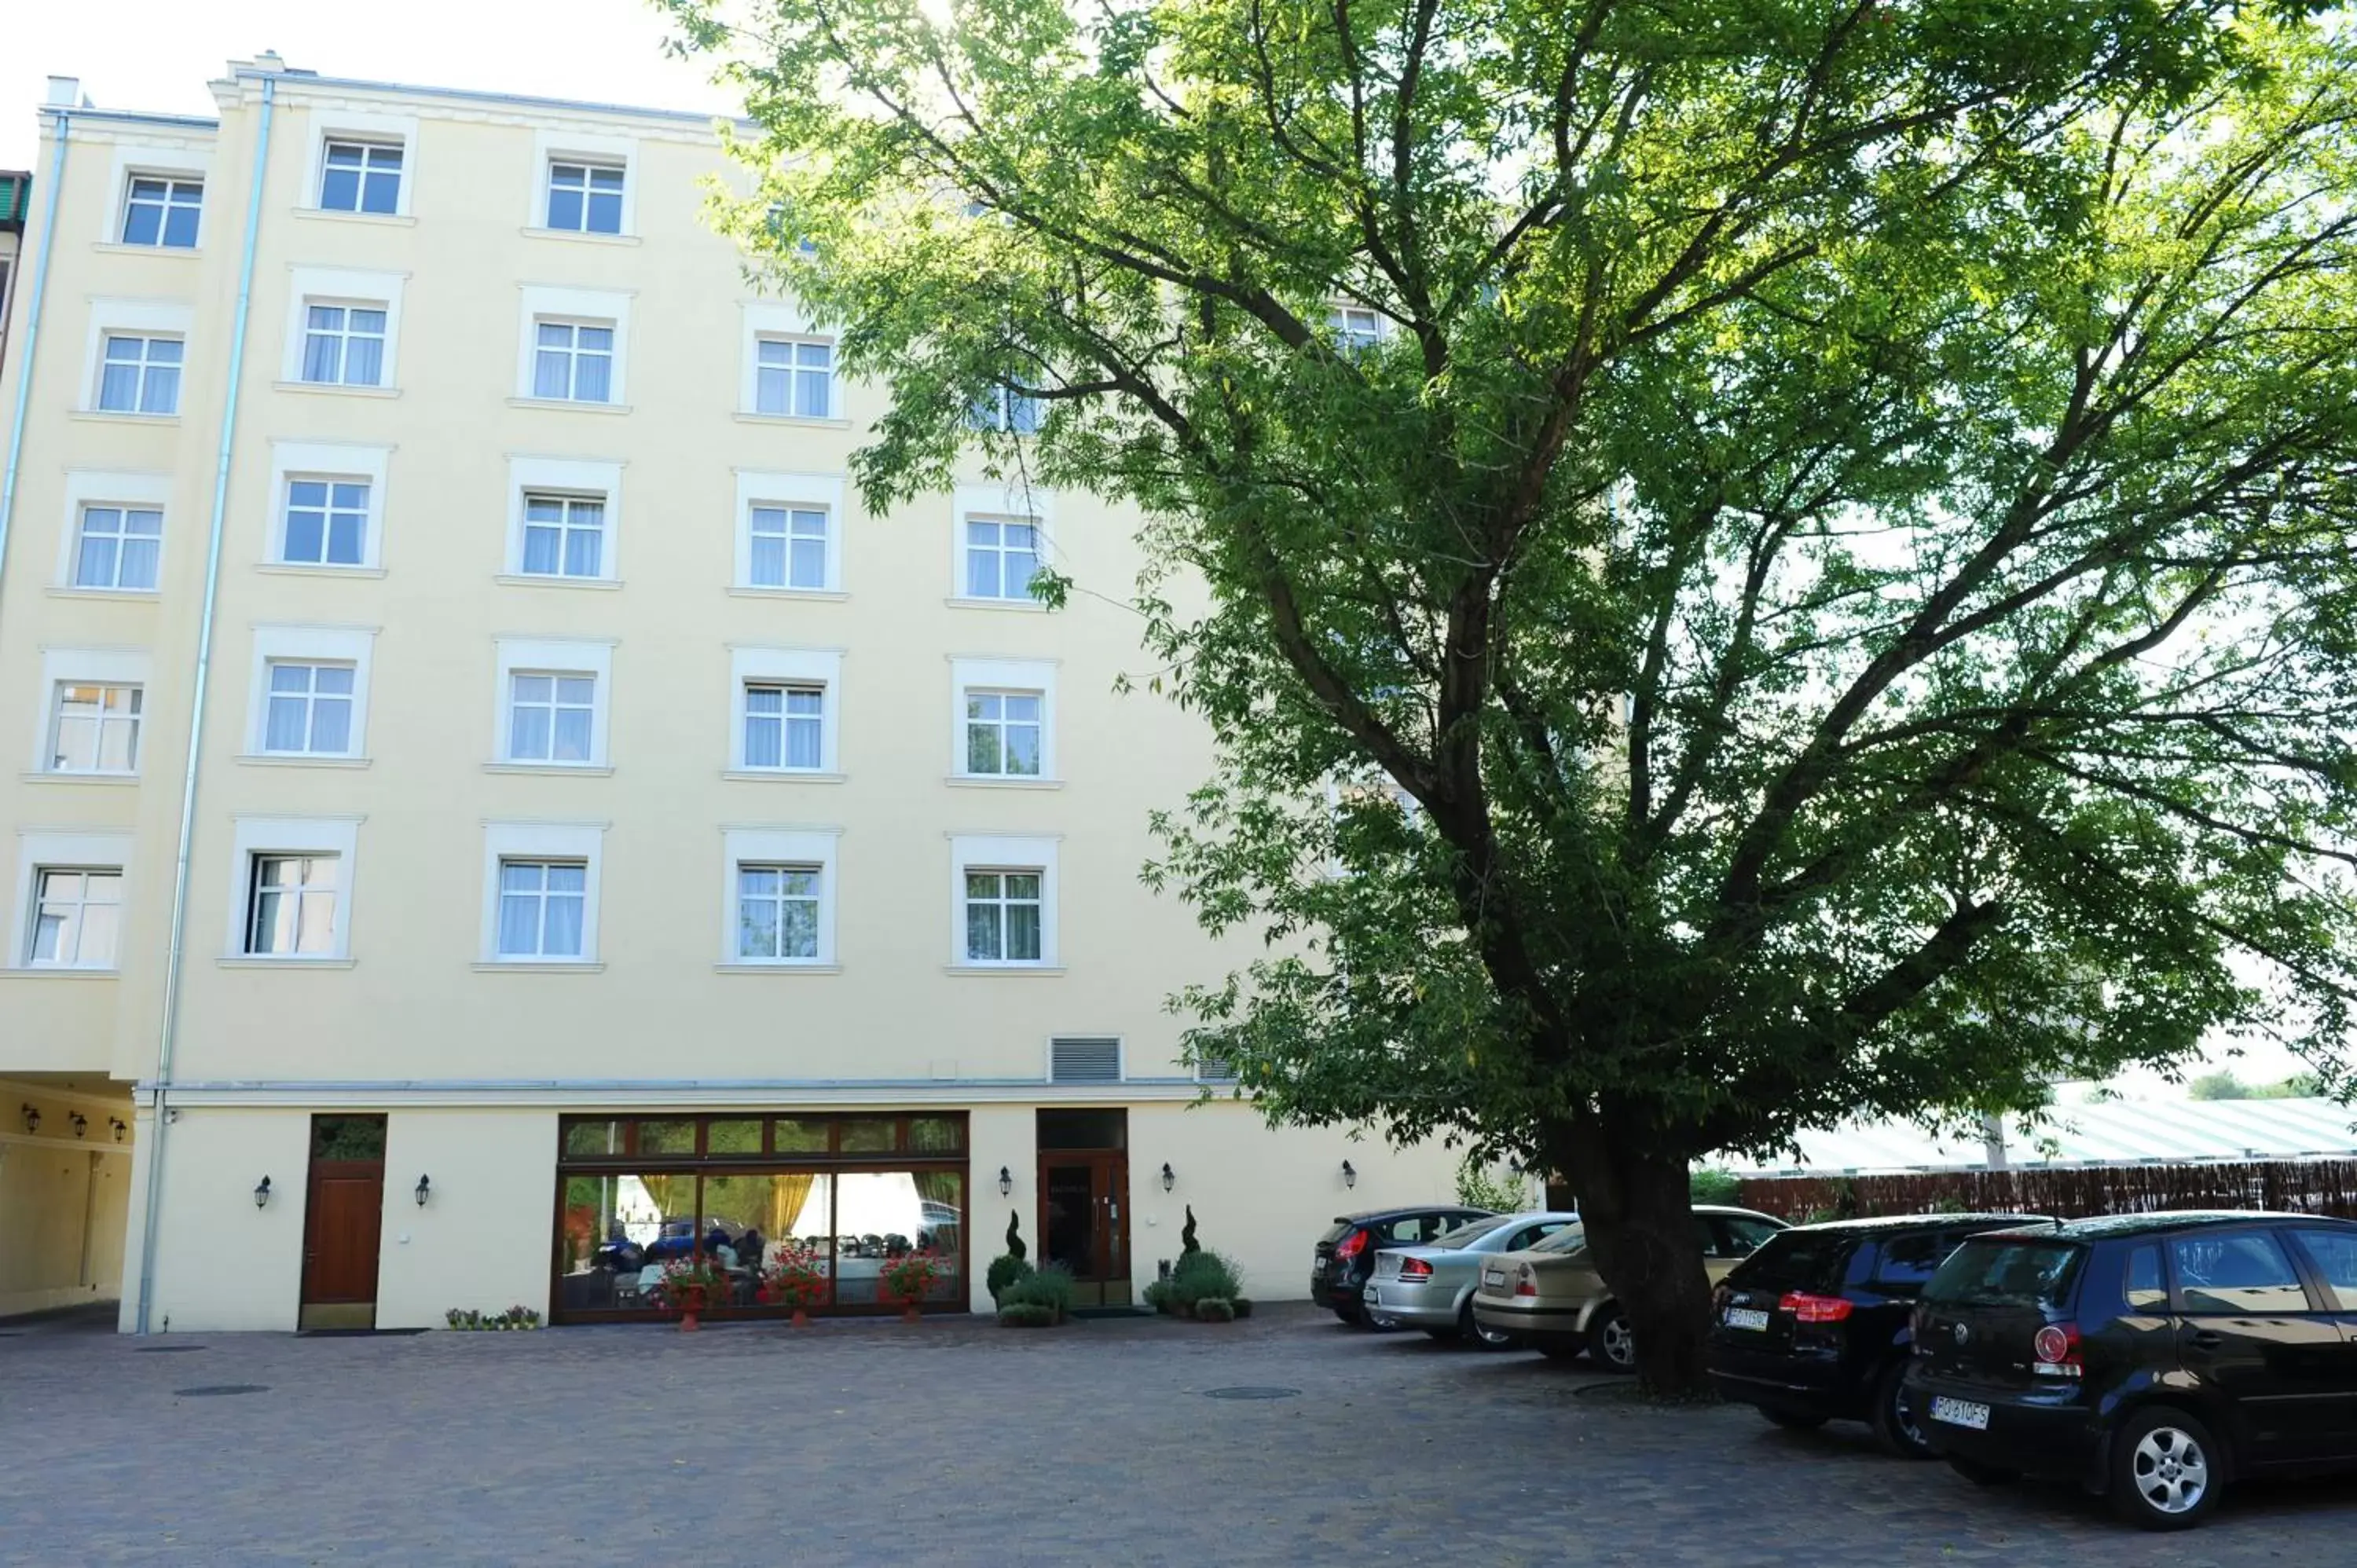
[299,1114,386,1331]
[1038,1150,1130,1308]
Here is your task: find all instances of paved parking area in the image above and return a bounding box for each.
[2,1303,2351,1566]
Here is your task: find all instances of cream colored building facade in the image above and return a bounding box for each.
[0,59,1457,1332]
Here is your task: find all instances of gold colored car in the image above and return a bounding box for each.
[1470,1206,1787,1371]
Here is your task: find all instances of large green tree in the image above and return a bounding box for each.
[664,0,2357,1391]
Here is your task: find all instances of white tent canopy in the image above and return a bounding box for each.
[1721,1097,2357,1177]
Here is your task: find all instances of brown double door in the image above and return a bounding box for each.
[1037,1109,1129,1308]
[299,1115,386,1331]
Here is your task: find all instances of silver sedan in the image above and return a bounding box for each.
[1365,1211,1581,1346]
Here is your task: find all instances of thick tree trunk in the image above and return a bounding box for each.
[1554,1127,1715,1399]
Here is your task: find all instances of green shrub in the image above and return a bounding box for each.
[1142,1278,1174,1313]
[1231,1298,1253,1319]
[997,1302,1055,1328]
[985,1253,1035,1305]
[1193,1296,1237,1322]
[1688,1167,1742,1205]
[1001,1262,1076,1317]
[1003,1209,1027,1262]
[1169,1248,1242,1310]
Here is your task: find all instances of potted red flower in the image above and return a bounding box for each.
[877,1249,943,1323]
[757,1243,828,1327]
[653,1257,732,1332]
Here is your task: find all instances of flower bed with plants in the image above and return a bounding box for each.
[444,1306,542,1331]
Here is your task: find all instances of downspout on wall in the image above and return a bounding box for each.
[134,71,277,1335]
[0,108,72,619]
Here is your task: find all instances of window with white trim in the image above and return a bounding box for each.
[245,854,339,956]
[532,321,614,403]
[754,338,834,418]
[73,505,162,590]
[545,161,625,233]
[280,478,370,566]
[48,683,142,774]
[498,860,588,958]
[962,517,1041,600]
[262,662,356,756]
[747,504,830,590]
[27,868,122,969]
[962,870,1045,964]
[963,690,1043,777]
[120,175,202,247]
[744,683,824,771]
[319,141,402,214]
[969,385,1042,434]
[736,864,823,962]
[506,672,598,764]
[299,303,387,386]
[520,493,607,579]
[97,335,181,414]
[1329,305,1383,351]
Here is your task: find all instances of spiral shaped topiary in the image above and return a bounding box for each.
[1006,1208,1027,1261]
[1180,1203,1200,1257]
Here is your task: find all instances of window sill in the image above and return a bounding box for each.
[721,769,845,785]
[506,397,632,416]
[733,412,853,430]
[728,586,849,603]
[943,964,1067,977]
[294,208,417,228]
[471,961,605,973]
[217,957,357,969]
[236,753,372,769]
[493,573,624,592]
[0,966,120,980]
[256,563,388,580]
[946,775,1063,790]
[273,380,401,399]
[522,226,640,246]
[46,586,161,603]
[91,240,200,258]
[70,411,180,427]
[944,595,1050,614]
[714,962,843,976]
[20,771,140,786]
[482,762,614,777]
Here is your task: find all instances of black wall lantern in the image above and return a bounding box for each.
[253,1176,273,1209]
[414,1174,431,1207]
[69,1112,87,1138]
[997,1165,1014,1197]
[108,1117,126,1142]
[1341,1160,1358,1189]
[1160,1161,1175,1192]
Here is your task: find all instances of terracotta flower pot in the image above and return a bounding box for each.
[790,1308,809,1328]
[900,1302,922,1324]
[679,1311,699,1333]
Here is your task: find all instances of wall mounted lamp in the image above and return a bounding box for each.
[253,1176,273,1209]
[1160,1161,1175,1192]
[414,1174,431,1207]
[69,1112,88,1138]
[1341,1160,1358,1189]
[108,1118,126,1142]
[997,1165,1014,1197]
[19,1105,38,1134]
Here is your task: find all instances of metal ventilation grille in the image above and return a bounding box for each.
[1050,1037,1123,1084]
[1196,1053,1239,1084]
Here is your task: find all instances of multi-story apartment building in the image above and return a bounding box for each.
[0,57,1459,1331]
[2,164,31,378]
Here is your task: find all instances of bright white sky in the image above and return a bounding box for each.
[1,0,741,169]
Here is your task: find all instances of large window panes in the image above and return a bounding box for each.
[831,1171,964,1305]
[700,1171,834,1307]
[555,1172,698,1313]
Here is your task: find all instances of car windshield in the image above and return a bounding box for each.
[1923,1237,2084,1309]
[1528,1225,1587,1256]
[1428,1215,1513,1250]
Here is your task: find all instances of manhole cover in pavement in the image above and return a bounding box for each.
[1203,1386,1301,1400]
[174,1384,268,1397]
[135,1345,204,1353]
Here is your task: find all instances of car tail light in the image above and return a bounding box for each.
[1778,1291,1853,1324]
[1514,1265,1538,1298]
[2033,1322,2084,1379]
[1334,1229,1367,1261]
[1399,1257,1433,1280]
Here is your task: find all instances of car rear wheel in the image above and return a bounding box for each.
[1458,1300,1513,1350]
[1538,1343,1582,1361]
[2110,1408,2221,1531]
[1871,1362,1935,1460]
[1759,1407,1828,1431]
[1586,1306,1637,1374]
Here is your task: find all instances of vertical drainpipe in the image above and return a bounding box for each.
[134,73,276,1335]
[0,112,73,616]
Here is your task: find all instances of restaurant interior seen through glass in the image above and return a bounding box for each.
[553,1112,968,1319]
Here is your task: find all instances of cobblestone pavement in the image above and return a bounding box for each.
[3,1303,2351,1566]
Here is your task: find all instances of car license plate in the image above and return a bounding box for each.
[1483,1267,1506,1288]
[1723,1307,1770,1332]
[1930,1396,1991,1431]
[1312,1258,1326,1274]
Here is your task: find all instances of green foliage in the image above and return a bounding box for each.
[997,1302,1057,1328]
[1192,1297,1237,1323]
[1003,1210,1026,1263]
[1169,1248,1243,1310]
[444,1306,541,1331]
[2190,1070,2326,1101]
[985,1253,1035,1306]
[1457,1153,1529,1213]
[1142,1278,1175,1313]
[1179,1204,1199,1257]
[1688,1169,1742,1207]
[999,1262,1077,1317]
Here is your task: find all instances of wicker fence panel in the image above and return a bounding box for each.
[1734,1160,2357,1222]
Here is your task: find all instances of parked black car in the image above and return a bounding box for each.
[1908,1211,2357,1530]
[1311,1206,1494,1325]
[1709,1214,2045,1456]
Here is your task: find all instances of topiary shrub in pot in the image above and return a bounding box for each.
[986,1252,1035,1306]
[1142,1278,1174,1315]
[999,1262,1076,1324]
[998,1302,1056,1328]
[1169,1248,1243,1318]
[1193,1297,1237,1323]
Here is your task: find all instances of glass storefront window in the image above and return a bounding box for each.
[910,1116,962,1153]
[563,1119,625,1157]
[832,1171,964,1303]
[637,1119,695,1156]
[838,1118,896,1153]
[707,1119,763,1156]
[773,1117,830,1152]
[554,1171,698,1313]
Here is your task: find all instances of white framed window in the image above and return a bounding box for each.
[47,683,143,775]
[266,442,391,571]
[546,162,625,234]
[223,816,361,962]
[948,834,1060,969]
[951,658,1058,780]
[962,517,1042,601]
[299,304,387,386]
[479,821,605,965]
[734,471,844,593]
[9,832,131,973]
[244,627,376,760]
[969,384,1043,434]
[72,505,163,591]
[515,287,632,405]
[506,457,623,583]
[319,141,403,214]
[754,337,834,418]
[493,638,613,768]
[1329,304,1384,351]
[728,647,842,775]
[96,335,182,414]
[119,174,202,247]
[720,828,839,967]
